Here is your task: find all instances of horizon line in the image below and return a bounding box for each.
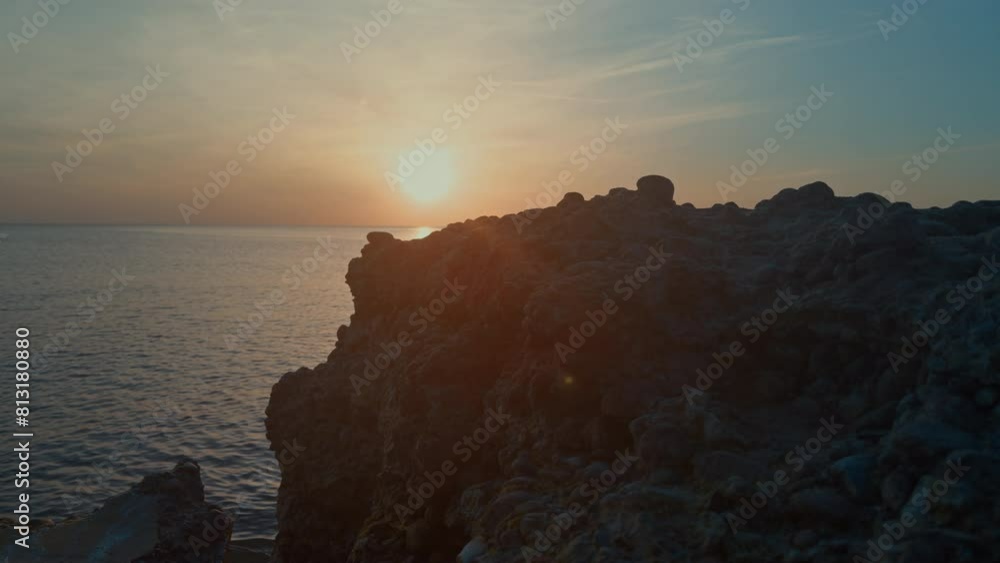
[0,222,442,230]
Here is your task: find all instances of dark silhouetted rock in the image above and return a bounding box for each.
[0,460,230,562]
[559,192,585,206]
[366,231,395,245]
[756,181,837,212]
[265,180,1000,563]
[636,175,675,204]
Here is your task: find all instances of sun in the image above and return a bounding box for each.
[399,149,455,204]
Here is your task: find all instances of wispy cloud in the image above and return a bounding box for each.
[0,0,996,223]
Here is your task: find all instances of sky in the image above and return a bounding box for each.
[1,0,998,226]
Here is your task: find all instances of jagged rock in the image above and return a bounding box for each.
[0,460,229,562]
[265,181,1000,562]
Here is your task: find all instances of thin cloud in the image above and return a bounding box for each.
[634,104,756,133]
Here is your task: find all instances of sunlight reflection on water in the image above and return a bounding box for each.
[0,224,435,541]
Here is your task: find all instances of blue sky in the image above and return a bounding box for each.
[1,0,997,225]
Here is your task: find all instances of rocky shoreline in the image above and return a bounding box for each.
[264,179,1000,562]
[16,179,997,562]
[0,460,231,562]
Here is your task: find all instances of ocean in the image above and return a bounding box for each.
[0,225,434,542]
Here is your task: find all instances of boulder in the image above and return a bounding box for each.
[366,231,396,245]
[0,460,230,562]
[756,182,836,211]
[636,175,675,205]
[559,192,586,207]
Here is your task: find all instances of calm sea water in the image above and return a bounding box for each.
[0,225,434,541]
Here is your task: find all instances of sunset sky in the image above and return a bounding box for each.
[2,0,997,226]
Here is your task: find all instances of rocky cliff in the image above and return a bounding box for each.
[266,179,1000,563]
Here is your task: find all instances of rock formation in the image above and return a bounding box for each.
[266,178,1000,562]
[0,460,231,562]
[635,175,675,205]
